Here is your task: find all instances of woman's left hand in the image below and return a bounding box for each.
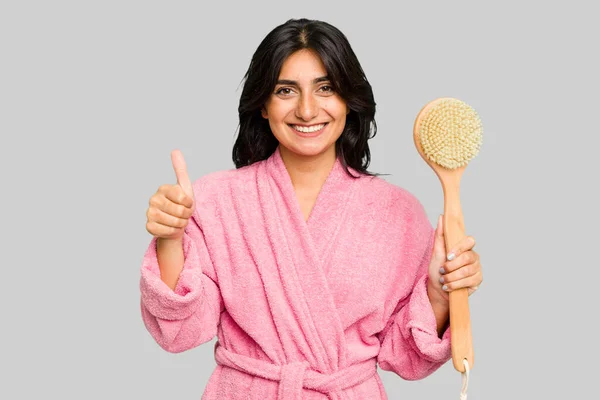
[427,215,483,302]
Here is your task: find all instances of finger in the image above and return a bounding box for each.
[151,195,194,219]
[467,286,479,296]
[442,271,482,292]
[431,215,447,261]
[439,261,479,284]
[441,251,478,274]
[436,215,443,237]
[164,184,194,208]
[446,235,476,261]
[145,220,181,238]
[149,193,193,217]
[171,149,194,200]
[435,215,445,246]
[147,207,190,229]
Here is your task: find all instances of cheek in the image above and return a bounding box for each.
[323,99,348,120]
[264,99,291,122]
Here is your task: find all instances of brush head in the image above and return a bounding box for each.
[415,98,483,170]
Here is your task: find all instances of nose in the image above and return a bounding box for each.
[295,93,318,121]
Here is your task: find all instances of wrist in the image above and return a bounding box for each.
[427,279,450,337]
[157,236,184,248]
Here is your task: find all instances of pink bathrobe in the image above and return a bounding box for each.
[140,147,451,399]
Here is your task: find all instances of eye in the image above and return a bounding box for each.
[275,87,294,96]
[319,85,334,93]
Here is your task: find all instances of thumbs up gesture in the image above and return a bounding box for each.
[145,150,196,241]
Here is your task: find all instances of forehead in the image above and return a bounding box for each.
[278,49,327,81]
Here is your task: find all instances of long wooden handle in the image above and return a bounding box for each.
[443,189,474,372]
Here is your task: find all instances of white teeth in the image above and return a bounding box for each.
[292,124,325,133]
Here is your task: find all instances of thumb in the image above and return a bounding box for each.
[433,214,446,258]
[171,149,195,201]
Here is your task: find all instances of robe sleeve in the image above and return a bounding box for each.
[139,206,224,353]
[377,195,451,380]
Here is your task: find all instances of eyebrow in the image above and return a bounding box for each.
[276,76,330,85]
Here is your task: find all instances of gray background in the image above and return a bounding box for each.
[1,0,598,399]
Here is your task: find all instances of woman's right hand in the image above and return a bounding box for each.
[146,150,196,241]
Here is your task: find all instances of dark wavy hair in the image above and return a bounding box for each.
[232,18,378,177]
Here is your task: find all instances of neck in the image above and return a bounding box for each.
[278,146,337,191]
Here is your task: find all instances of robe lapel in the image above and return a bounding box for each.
[256,147,360,374]
[303,152,360,277]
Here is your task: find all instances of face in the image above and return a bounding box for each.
[262,49,348,161]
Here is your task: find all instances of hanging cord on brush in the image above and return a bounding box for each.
[460,359,470,400]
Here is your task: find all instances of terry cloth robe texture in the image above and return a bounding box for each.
[140,146,451,399]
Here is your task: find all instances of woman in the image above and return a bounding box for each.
[141,18,482,399]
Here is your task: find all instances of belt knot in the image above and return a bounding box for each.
[214,343,377,400]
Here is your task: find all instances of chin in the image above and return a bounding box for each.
[283,141,335,158]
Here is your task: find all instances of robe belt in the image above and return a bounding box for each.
[214,344,378,399]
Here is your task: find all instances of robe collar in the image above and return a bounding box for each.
[264,146,364,272]
[265,145,360,225]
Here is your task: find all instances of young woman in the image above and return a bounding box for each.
[141,18,482,400]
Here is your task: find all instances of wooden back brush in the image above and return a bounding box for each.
[413,97,483,397]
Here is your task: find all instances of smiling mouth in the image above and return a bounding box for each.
[289,123,328,133]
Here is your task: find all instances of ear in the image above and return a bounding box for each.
[261,107,268,119]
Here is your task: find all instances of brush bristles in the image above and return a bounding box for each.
[418,98,483,169]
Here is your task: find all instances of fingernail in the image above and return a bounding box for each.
[439,277,444,284]
[447,252,455,261]
[439,267,445,274]
[442,285,449,291]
